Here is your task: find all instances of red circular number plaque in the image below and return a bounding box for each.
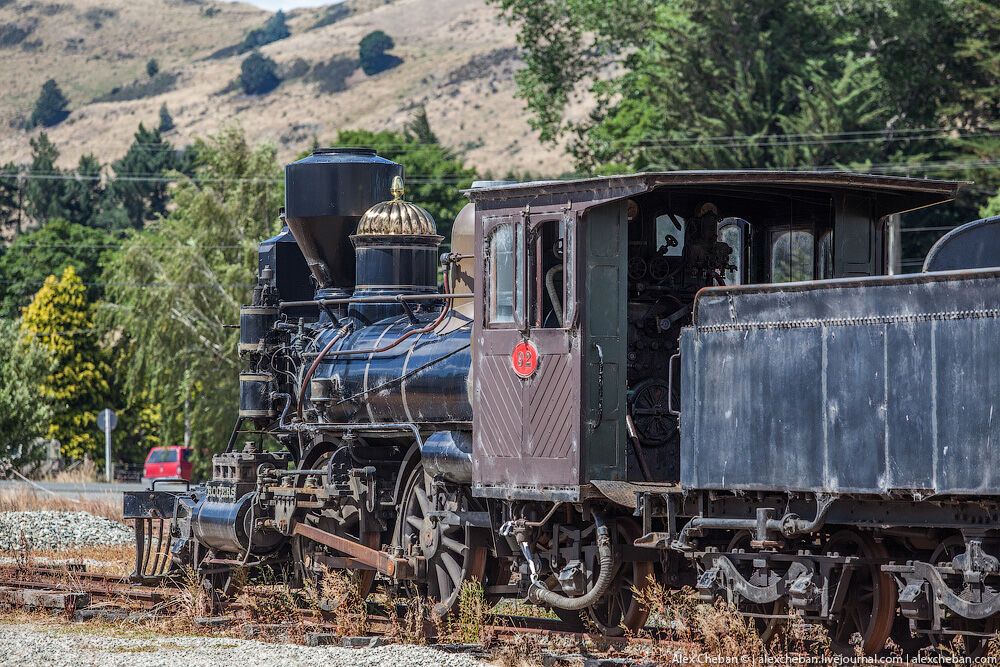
[511,340,539,378]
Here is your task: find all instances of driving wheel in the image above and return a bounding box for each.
[395,462,487,618]
[293,450,381,608]
[585,517,655,636]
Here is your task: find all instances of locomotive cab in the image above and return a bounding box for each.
[469,172,961,500]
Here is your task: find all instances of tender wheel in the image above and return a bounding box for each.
[585,517,655,636]
[826,530,895,654]
[726,531,787,644]
[927,536,999,656]
[395,462,486,618]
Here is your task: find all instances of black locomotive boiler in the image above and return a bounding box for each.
[125,148,1000,651]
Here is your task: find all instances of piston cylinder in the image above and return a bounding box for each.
[191,493,283,555]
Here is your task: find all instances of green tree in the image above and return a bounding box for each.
[146,58,159,78]
[0,162,20,236]
[0,318,53,468]
[241,10,290,52]
[24,132,67,224]
[100,127,282,468]
[337,113,477,243]
[63,153,106,228]
[30,79,70,128]
[983,191,1000,218]
[0,218,112,318]
[240,51,281,95]
[493,0,999,196]
[107,123,178,228]
[359,30,400,75]
[158,103,175,133]
[20,266,112,462]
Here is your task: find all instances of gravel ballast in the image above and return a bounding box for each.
[0,622,489,667]
[0,511,132,551]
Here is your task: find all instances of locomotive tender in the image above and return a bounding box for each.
[126,147,1000,651]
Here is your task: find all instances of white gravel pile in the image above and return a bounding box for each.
[0,622,489,667]
[0,511,132,551]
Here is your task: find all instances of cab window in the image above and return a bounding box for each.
[487,222,523,326]
[655,214,685,256]
[719,218,749,286]
[771,229,815,282]
[531,219,567,328]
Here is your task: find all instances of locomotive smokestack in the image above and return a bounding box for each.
[283,148,403,299]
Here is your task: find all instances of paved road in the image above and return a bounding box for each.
[0,479,146,501]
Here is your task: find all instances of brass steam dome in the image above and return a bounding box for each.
[355,176,439,237]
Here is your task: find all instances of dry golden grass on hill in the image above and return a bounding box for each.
[0,0,577,176]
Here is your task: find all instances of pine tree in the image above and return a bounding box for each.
[63,153,105,228]
[158,103,175,133]
[404,106,439,145]
[30,79,70,128]
[20,266,112,462]
[24,132,67,224]
[0,162,20,236]
[146,58,159,78]
[107,123,177,228]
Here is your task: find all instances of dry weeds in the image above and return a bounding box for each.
[0,488,121,522]
[444,578,493,645]
[43,460,99,484]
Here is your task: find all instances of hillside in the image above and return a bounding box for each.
[0,0,573,176]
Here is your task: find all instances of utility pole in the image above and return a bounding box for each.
[15,168,24,236]
[97,409,118,483]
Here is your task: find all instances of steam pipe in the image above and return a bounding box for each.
[279,292,471,310]
[671,496,836,551]
[527,509,615,611]
[308,263,454,360]
[297,325,352,420]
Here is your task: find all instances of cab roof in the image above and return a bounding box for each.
[465,170,965,218]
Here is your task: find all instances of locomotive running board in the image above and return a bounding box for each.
[291,523,421,580]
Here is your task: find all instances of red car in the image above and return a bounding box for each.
[143,446,194,484]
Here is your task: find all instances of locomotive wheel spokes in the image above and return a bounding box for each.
[726,531,788,644]
[397,462,486,618]
[294,509,381,610]
[295,450,381,606]
[586,517,655,636]
[826,530,895,654]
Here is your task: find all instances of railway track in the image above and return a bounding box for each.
[0,564,661,645]
[0,565,177,609]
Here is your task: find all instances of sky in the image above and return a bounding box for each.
[223,0,340,10]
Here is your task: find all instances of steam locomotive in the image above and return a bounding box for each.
[126,148,1000,651]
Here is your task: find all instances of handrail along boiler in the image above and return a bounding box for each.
[124,150,1000,650]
